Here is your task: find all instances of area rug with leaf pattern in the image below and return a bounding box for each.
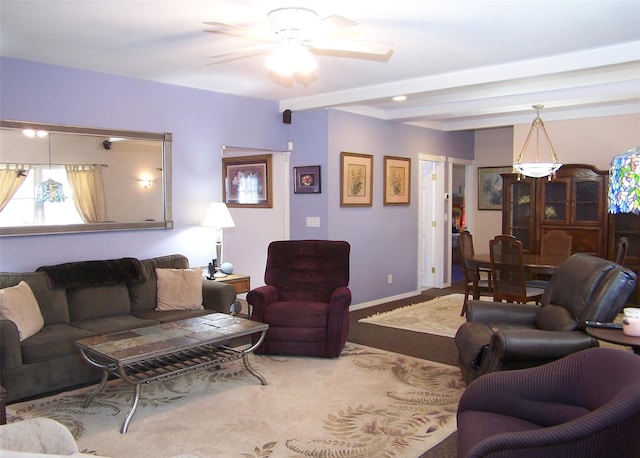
[6,342,465,457]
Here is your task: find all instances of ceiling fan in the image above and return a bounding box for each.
[203,7,393,75]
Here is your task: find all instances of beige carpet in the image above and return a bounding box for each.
[359,294,490,338]
[7,343,465,458]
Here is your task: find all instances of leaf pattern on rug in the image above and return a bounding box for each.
[7,343,463,457]
[278,346,464,457]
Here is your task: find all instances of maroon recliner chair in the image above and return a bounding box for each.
[247,240,351,358]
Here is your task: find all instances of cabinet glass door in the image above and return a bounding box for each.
[574,179,601,222]
[509,180,535,251]
[541,179,569,223]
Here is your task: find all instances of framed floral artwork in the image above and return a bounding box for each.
[293,165,321,194]
[340,152,373,207]
[222,154,272,208]
[383,156,411,205]
[478,166,512,210]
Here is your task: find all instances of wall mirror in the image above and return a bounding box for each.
[0,120,172,236]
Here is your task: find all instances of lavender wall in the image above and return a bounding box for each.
[1,57,474,306]
[290,109,474,304]
[0,57,287,271]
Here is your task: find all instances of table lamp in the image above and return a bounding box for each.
[200,202,235,277]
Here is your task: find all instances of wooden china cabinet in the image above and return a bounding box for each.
[501,164,608,257]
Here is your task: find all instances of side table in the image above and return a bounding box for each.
[586,327,640,355]
[214,273,251,317]
[214,273,250,294]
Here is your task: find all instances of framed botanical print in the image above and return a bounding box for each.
[383,156,411,205]
[340,152,373,207]
[222,154,273,208]
[478,166,512,210]
[293,165,321,194]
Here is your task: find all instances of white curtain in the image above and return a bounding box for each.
[65,164,106,223]
[0,164,30,211]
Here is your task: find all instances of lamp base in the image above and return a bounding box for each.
[213,271,228,278]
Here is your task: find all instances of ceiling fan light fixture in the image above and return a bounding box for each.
[266,42,317,76]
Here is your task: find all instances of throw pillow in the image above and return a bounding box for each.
[156,267,204,311]
[0,281,45,340]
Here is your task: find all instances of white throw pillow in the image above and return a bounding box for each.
[0,281,45,341]
[155,267,204,311]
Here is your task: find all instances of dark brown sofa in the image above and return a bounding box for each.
[0,254,236,403]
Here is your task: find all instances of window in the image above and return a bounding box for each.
[0,166,84,226]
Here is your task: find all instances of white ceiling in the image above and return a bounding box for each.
[1,0,639,131]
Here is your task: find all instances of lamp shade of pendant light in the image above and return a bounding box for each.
[514,105,562,179]
[608,146,640,215]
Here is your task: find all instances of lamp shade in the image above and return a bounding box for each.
[608,146,640,215]
[200,202,235,228]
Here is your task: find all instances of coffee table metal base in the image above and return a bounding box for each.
[78,331,267,433]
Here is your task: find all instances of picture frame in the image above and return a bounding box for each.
[222,154,273,208]
[293,165,321,194]
[478,166,512,210]
[383,156,411,205]
[340,152,373,207]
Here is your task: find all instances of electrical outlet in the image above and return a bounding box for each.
[387,274,393,284]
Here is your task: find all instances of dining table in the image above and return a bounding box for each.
[465,253,567,299]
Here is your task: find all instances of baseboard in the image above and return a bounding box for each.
[349,290,422,312]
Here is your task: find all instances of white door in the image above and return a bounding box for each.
[420,158,445,289]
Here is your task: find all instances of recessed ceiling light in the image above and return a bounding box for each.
[392,95,407,102]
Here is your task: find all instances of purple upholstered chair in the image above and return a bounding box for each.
[247,240,351,358]
[457,347,640,458]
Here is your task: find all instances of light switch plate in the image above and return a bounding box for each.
[306,217,320,227]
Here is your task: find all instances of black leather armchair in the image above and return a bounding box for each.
[456,347,640,458]
[455,253,637,385]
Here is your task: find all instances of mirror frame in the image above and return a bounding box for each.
[0,120,173,236]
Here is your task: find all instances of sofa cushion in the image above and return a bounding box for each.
[0,281,45,341]
[0,272,69,325]
[21,324,96,364]
[134,309,211,323]
[156,268,204,311]
[67,284,132,322]
[128,254,190,313]
[72,314,159,335]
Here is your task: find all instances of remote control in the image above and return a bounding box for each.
[584,321,622,329]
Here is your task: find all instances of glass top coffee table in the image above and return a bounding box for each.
[76,313,268,433]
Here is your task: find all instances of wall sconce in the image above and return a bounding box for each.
[139,178,153,188]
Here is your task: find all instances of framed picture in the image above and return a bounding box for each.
[383,156,411,205]
[293,165,321,194]
[478,166,512,210]
[222,154,273,208]
[340,152,373,207]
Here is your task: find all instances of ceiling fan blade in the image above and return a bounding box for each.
[310,15,358,37]
[308,38,393,56]
[206,43,275,64]
[203,21,275,43]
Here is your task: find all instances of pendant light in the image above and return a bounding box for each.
[35,134,65,203]
[514,105,562,179]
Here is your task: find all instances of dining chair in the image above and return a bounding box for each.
[616,236,629,265]
[526,231,573,290]
[540,230,572,259]
[458,231,492,316]
[489,235,545,304]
